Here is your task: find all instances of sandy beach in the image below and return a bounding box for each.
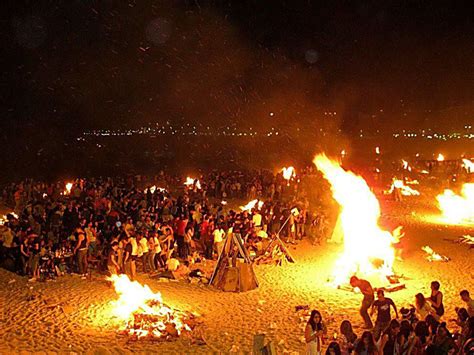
[0,204,473,354]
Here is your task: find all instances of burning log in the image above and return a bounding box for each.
[421,246,450,262]
[462,159,474,173]
[184,177,201,190]
[385,178,420,196]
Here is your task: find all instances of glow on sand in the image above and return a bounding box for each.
[313,154,398,286]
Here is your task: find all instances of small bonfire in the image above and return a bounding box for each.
[108,274,198,341]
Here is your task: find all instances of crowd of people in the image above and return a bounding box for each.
[305,279,474,354]
[0,170,327,282]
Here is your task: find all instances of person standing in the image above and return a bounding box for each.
[371,289,398,341]
[350,276,375,329]
[107,242,120,276]
[305,310,327,355]
[73,225,88,278]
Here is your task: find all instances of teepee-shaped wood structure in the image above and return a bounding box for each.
[209,233,258,292]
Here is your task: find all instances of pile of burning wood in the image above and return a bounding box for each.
[109,275,199,341]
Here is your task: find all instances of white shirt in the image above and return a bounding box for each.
[139,237,149,254]
[166,258,180,271]
[153,236,161,254]
[252,213,262,227]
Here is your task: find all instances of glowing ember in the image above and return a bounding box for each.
[313,154,398,286]
[281,166,296,181]
[462,159,474,173]
[386,178,420,196]
[108,274,195,340]
[437,153,445,161]
[421,246,449,262]
[375,147,380,155]
[184,177,201,190]
[436,183,474,224]
[240,199,263,212]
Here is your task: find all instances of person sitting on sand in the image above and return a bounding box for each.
[353,331,377,355]
[339,320,357,354]
[414,293,438,321]
[325,341,341,355]
[428,281,445,318]
[305,310,327,355]
[459,290,474,317]
[350,276,374,329]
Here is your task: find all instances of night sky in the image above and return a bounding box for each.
[2,0,474,138]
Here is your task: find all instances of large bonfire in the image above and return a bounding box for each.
[313,154,398,287]
[436,183,474,225]
[108,274,197,340]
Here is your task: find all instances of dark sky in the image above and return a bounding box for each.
[2,0,474,136]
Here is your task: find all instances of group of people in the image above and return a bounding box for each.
[0,171,328,282]
[306,277,474,354]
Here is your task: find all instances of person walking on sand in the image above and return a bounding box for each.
[371,289,398,341]
[350,276,374,329]
[428,281,444,318]
[305,310,327,355]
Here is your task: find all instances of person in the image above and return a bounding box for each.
[73,226,88,278]
[428,281,444,318]
[432,323,457,354]
[353,331,377,355]
[460,290,474,317]
[305,310,327,355]
[183,226,193,260]
[212,225,225,257]
[371,289,399,341]
[412,321,430,355]
[398,320,415,354]
[138,233,151,273]
[19,237,30,276]
[379,319,400,355]
[123,237,136,281]
[339,320,357,354]
[461,317,474,355]
[325,342,341,355]
[415,293,437,321]
[85,221,97,258]
[350,276,374,329]
[107,241,120,275]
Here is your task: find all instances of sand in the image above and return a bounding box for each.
[0,205,473,354]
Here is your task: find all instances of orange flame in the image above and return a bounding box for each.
[421,246,449,262]
[386,178,420,196]
[313,154,397,286]
[240,199,263,212]
[281,166,296,181]
[436,183,474,224]
[462,159,474,173]
[108,274,192,339]
[437,153,445,161]
[184,177,201,190]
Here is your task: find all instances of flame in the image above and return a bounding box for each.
[313,154,397,286]
[437,153,445,161]
[462,159,474,173]
[240,199,263,212]
[144,185,166,194]
[65,182,73,195]
[281,166,296,181]
[108,274,193,339]
[386,178,420,196]
[436,183,474,224]
[401,160,412,171]
[184,177,201,190]
[375,147,380,155]
[421,246,449,262]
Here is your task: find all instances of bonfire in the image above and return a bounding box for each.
[240,199,263,212]
[386,178,420,196]
[421,246,450,262]
[184,177,201,190]
[462,159,474,173]
[313,154,400,287]
[436,183,474,224]
[281,166,296,183]
[108,274,197,340]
